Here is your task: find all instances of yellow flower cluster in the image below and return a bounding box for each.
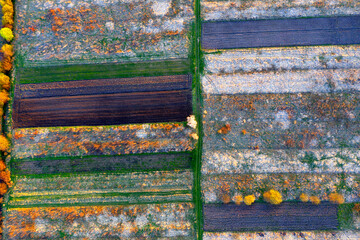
[0,0,13,42]
[0,27,12,42]
[222,190,347,207]
[244,195,255,205]
[263,189,283,205]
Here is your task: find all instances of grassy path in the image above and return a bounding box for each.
[194,0,203,238]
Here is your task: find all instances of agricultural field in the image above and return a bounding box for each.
[199,0,360,238]
[15,0,195,67]
[4,203,195,239]
[1,0,360,239]
[8,170,194,207]
[3,0,199,237]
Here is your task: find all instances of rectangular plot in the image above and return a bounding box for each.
[9,170,193,206]
[13,74,192,128]
[17,59,191,84]
[203,46,360,74]
[12,170,193,195]
[201,173,360,204]
[201,0,360,21]
[203,231,360,239]
[12,123,195,159]
[203,93,360,150]
[202,16,360,49]
[14,90,191,128]
[12,152,192,175]
[202,148,360,175]
[203,202,338,231]
[4,203,195,239]
[202,69,360,94]
[16,75,191,98]
[15,0,194,67]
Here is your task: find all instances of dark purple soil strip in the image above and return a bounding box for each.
[203,202,338,231]
[12,152,192,175]
[202,16,360,49]
[13,89,192,128]
[15,75,192,99]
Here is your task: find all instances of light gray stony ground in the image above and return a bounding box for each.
[16,0,194,66]
[202,0,360,21]
[204,46,360,74]
[202,149,360,175]
[202,69,360,94]
[202,46,360,94]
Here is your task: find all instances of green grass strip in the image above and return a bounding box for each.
[18,59,191,84]
[12,150,190,163]
[10,189,191,202]
[193,0,204,238]
[11,151,193,176]
[11,161,192,181]
[338,203,355,229]
[7,199,194,209]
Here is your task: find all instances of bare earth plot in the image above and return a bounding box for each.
[200,0,360,237]
[4,0,198,238]
[4,0,360,238]
[16,0,194,67]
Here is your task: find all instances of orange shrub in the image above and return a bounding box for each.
[0,160,6,171]
[353,203,360,212]
[0,182,7,195]
[2,55,12,71]
[2,12,13,26]
[0,134,10,151]
[299,193,309,202]
[0,89,9,104]
[218,123,231,134]
[263,189,283,205]
[233,194,243,205]
[2,3,13,14]
[221,193,231,204]
[328,192,344,204]
[0,169,11,186]
[1,44,13,57]
[0,73,10,89]
[310,196,321,205]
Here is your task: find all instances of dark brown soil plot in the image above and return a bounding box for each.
[12,152,192,175]
[203,202,338,231]
[202,16,360,49]
[13,75,192,128]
